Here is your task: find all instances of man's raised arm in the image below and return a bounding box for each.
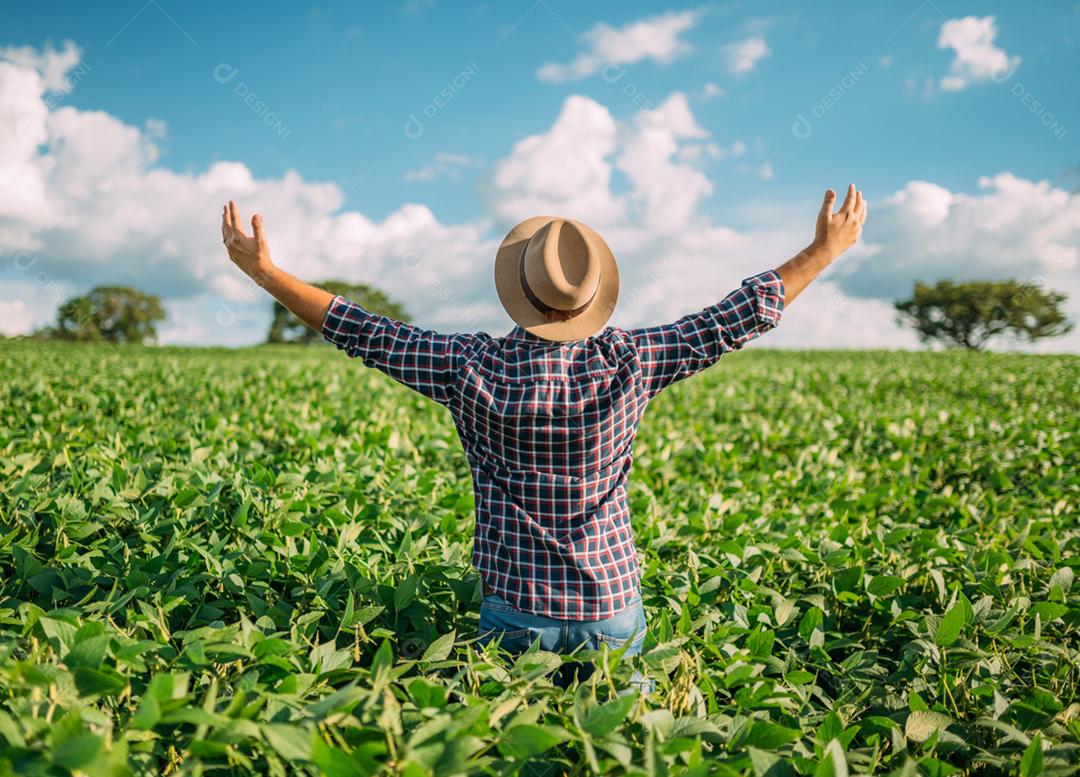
[776,184,867,306]
[221,200,334,331]
[221,201,479,405]
[628,184,868,397]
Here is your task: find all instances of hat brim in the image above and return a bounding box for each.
[494,216,620,342]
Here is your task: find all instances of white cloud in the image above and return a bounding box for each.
[834,172,1080,350]
[758,160,775,180]
[0,40,82,93]
[404,152,480,181]
[0,298,33,336]
[537,9,702,83]
[616,93,714,232]
[722,36,770,74]
[488,90,1080,351]
[0,44,497,339]
[486,92,714,238]
[2,43,1076,352]
[937,16,1020,91]
[700,82,725,100]
[765,281,919,350]
[485,95,623,227]
[839,173,1080,299]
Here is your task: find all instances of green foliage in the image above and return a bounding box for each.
[267,280,410,344]
[46,286,166,344]
[0,341,1077,774]
[895,279,1072,350]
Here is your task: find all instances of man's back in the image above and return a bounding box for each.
[453,326,646,619]
[321,270,785,619]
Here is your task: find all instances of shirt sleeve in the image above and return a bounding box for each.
[321,295,480,405]
[628,270,785,398]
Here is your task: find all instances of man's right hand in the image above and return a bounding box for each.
[812,184,867,260]
[773,184,870,307]
[222,200,275,283]
[219,200,335,333]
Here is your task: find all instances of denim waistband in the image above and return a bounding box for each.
[481,590,643,619]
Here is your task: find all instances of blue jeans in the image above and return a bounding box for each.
[477,592,652,694]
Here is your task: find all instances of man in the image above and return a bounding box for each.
[220,185,867,683]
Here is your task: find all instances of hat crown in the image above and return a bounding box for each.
[522,220,601,311]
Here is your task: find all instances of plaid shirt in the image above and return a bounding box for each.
[323,270,785,620]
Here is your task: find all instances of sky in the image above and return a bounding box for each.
[1,0,1079,350]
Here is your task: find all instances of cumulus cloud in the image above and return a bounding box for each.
[537,9,702,83]
[835,172,1080,350]
[722,36,770,74]
[485,92,717,241]
[838,173,1080,299]
[0,44,496,338]
[3,42,1075,352]
[0,39,82,93]
[485,95,623,227]
[615,93,714,233]
[487,89,1079,350]
[937,16,1020,91]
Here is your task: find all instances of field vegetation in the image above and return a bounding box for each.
[0,341,1077,775]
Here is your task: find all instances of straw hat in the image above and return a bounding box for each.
[494,216,620,341]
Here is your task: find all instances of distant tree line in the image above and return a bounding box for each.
[23,280,410,345]
[12,277,1073,351]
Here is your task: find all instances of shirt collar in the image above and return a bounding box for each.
[504,325,608,344]
[505,325,546,342]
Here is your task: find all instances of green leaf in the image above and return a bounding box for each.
[1029,602,1068,623]
[311,735,374,777]
[407,677,447,709]
[904,711,954,742]
[262,723,313,761]
[74,666,127,697]
[747,746,796,777]
[741,720,802,749]
[1020,733,1044,777]
[130,693,161,730]
[498,725,569,759]
[935,603,966,647]
[746,628,775,659]
[50,714,102,771]
[799,607,824,643]
[867,575,904,597]
[370,639,393,675]
[394,576,417,611]
[814,739,848,777]
[578,693,636,738]
[52,733,103,770]
[421,630,455,662]
[816,712,843,745]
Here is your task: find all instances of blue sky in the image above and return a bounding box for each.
[2,1,1079,349]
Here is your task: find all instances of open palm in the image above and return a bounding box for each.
[221,200,273,279]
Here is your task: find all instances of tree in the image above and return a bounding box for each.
[50,286,166,344]
[267,280,410,344]
[895,279,1072,350]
